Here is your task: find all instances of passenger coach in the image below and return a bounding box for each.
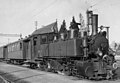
[5,38,31,64]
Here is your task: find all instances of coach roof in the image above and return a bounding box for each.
[32,21,58,35]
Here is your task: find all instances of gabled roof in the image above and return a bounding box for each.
[32,21,58,35]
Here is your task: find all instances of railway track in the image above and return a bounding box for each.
[1,61,120,83]
[0,62,83,83]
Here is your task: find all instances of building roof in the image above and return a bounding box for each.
[32,21,58,35]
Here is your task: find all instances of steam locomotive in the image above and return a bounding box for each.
[0,10,117,80]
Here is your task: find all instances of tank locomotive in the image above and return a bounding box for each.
[27,10,116,79]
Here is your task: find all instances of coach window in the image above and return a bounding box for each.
[33,37,37,46]
[9,46,11,52]
[13,44,15,51]
[12,44,14,51]
[11,45,13,52]
[8,46,10,52]
[13,45,14,51]
[17,43,20,50]
[15,43,17,50]
[20,42,22,50]
[7,47,9,52]
[41,35,47,44]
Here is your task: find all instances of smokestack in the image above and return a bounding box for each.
[86,10,93,35]
[106,27,110,40]
[87,11,93,25]
[92,14,98,35]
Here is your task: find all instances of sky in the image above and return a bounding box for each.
[0,0,120,46]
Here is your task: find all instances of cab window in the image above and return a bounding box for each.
[48,34,54,42]
[41,35,47,44]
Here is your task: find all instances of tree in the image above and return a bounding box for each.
[79,13,85,28]
[59,20,67,34]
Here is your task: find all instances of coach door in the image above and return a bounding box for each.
[39,34,49,57]
[23,39,31,60]
[31,37,38,60]
[3,46,8,60]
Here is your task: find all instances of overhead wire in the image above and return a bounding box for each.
[86,0,109,10]
[18,0,107,30]
[0,0,58,45]
[15,0,119,33]
[110,2,120,6]
[90,0,108,8]
[31,0,58,18]
[17,0,58,29]
[91,0,120,12]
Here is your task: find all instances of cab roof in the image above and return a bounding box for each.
[32,21,58,35]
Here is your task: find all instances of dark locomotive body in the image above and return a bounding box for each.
[0,10,117,80]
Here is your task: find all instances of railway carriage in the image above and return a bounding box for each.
[6,38,31,64]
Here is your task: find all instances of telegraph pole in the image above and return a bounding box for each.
[8,38,10,44]
[35,21,38,30]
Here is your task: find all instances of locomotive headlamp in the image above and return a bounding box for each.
[113,52,116,56]
[96,48,103,56]
[98,52,103,56]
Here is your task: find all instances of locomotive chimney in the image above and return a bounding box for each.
[92,14,98,35]
[86,10,93,35]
